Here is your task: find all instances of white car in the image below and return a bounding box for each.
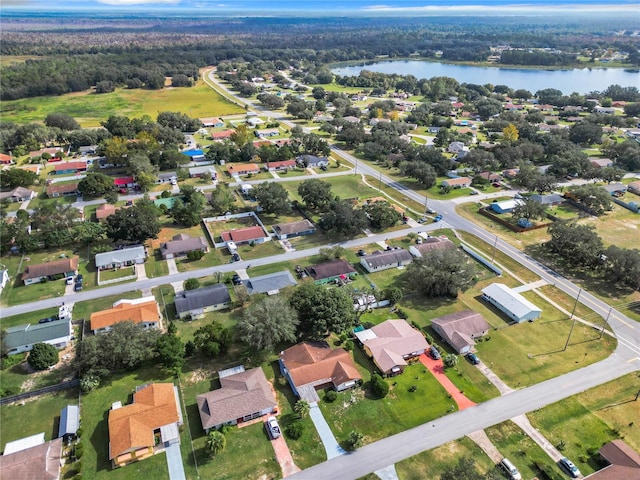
[266,416,281,439]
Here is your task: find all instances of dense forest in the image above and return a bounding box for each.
[1,14,639,101]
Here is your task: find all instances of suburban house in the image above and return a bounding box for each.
[594,106,616,114]
[3,319,73,355]
[502,169,519,179]
[441,177,471,189]
[628,181,640,195]
[108,383,182,468]
[196,366,277,432]
[447,142,470,155]
[188,165,217,179]
[182,149,206,162]
[478,171,502,182]
[95,204,119,222]
[359,249,413,273]
[481,283,542,323]
[0,437,63,480]
[174,284,232,320]
[0,187,35,203]
[263,159,297,172]
[306,259,357,284]
[0,153,13,164]
[279,342,362,401]
[226,163,260,177]
[200,117,225,127]
[30,147,63,159]
[95,246,146,270]
[54,161,87,175]
[220,225,269,246]
[46,182,78,198]
[529,193,564,206]
[489,199,523,214]
[90,297,161,334]
[113,177,137,190]
[157,171,178,184]
[254,128,280,138]
[296,155,329,168]
[354,319,429,376]
[409,236,457,257]
[21,256,78,286]
[243,271,297,295]
[58,405,80,441]
[601,183,628,197]
[160,233,208,260]
[585,440,640,479]
[590,157,614,169]
[18,164,42,175]
[78,145,97,155]
[210,130,234,141]
[272,219,316,240]
[431,310,491,354]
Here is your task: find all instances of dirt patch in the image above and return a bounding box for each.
[184,367,215,385]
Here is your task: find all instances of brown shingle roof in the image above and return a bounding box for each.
[273,219,315,236]
[0,438,62,480]
[46,183,78,196]
[95,204,118,220]
[220,225,266,243]
[108,383,179,460]
[280,342,361,389]
[431,310,490,352]
[90,299,159,331]
[21,257,78,281]
[196,368,277,430]
[360,319,429,373]
[586,440,640,480]
[160,234,208,257]
[307,260,356,281]
[414,237,456,255]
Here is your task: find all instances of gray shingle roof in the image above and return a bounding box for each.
[361,249,412,269]
[174,284,231,316]
[160,235,208,257]
[272,219,315,236]
[244,271,297,295]
[95,246,146,268]
[307,260,356,281]
[3,321,72,350]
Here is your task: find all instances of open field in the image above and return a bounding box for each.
[0,79,244,128]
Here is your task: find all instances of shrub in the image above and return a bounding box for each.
[184,278,200,290]
[408,385,417,392]
[186,250,205,261]
[74,442,84,459]
[27,343,59,370]
[344,339,354,351]
[286,421,304,440]
[370,373,389,399]
[325,390,337,402]
[80,375,100,393]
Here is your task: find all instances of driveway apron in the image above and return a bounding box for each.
[309,403,346,459]
[419,354,477,410]
[164,441,186,480]
[270,430,302,477]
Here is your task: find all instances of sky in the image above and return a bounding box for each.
[2,0,639,15]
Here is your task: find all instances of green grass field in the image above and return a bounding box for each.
[0,79,244,128]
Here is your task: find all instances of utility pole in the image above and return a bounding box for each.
[490,234,499,263]
[599,306,612,339]
[563,288,582,351]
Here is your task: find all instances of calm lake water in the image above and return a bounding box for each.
[331,60,640,94]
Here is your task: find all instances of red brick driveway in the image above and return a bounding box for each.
[419,353,477,410]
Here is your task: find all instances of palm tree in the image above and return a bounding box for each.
[294,399,310,419]
[205,430,226,456]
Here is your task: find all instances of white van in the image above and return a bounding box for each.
[499,458,522,480]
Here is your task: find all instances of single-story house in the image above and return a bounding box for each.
[95,204,119,222]
[160,233,208,260]
[200,117,225,128]
[58,405,80,441]
[478,171,502,182]
[296,155,329,168]
[628,181,640,195]
[490,199,523,214]
[188,165,217,179]
[54,161,87,175]
[502,169,519,179]
[279,342,361,402]
[441,177,471,189]
[239,184,254,197]
[595,106,616,114]
[447,142,469,154]
[95,245,146,270]
[0,153,13,164]
[220,225,268,246]
[157,172,178,184]
[247,117,264,127]
[272,219,316,240]
[113,176,137,189]
[196,366,277,432]
[30,147,63,159]
[409,236,457,257]
[255,128,280,138]
[427,126,442,134]
[529,193,564,206]
[90,297,161,334]
[263,159,297,172]
[226,163,260,176]
[601,183,627,197]
[3,319,73,355]
[210,130,234,141]
[78,145,97,155]
[431,310,490,354]
[0,187,35,203]
[4,433,46,455]
[481,283,542,323]
[46,182,78,198]
[182,149,206,162]
[354,319,429,376]
[109,383,182,468]
[243,270,297,295]
[21,256,79,286]
[359,248,413,273]
[590,158,613,169]
[18,164,41,175]
[174,284,232,320]
[306,259,357,285]
[586,440,640,479]
[0,437,63,480]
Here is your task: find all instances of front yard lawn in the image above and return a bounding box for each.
[98,266,135,282]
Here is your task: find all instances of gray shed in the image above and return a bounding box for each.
[58,405,80,440]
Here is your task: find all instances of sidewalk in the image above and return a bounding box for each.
[419,354,477,411]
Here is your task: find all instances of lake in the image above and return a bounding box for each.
[331,60,639,94]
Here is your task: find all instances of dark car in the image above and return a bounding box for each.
[357,249,366,256]
[232,274,242,285]
[38,316,58,324]
[230,253,241,262]
[465,352,480,365]
[429,346,441,360]
[76,274,84,284]
[74,282,83,292]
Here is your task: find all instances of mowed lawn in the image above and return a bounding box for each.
[528,372,640,476]
[0,79,244,127]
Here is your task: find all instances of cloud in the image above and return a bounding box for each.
[360,3,640,13]
[97,0,181,5]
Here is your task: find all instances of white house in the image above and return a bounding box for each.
[481,283,542,323]
[3,320,73,355]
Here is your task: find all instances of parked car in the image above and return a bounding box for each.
[74,282,83,292]
[559,458,581,478]
[357,249,366,256]
[469,190,479,195]
[232,274,242,285]
[499,458,522,480]
[426,207,436,214]
[76,274,84,284]
[429,345,441,360]
[266,416,281,439]
[230,253,241,262]
[39,316,58,324]
[65,276,74,285]
[465,352,480,365]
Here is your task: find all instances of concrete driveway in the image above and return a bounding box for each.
[164,441,186,480]
[309,403,345,460]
